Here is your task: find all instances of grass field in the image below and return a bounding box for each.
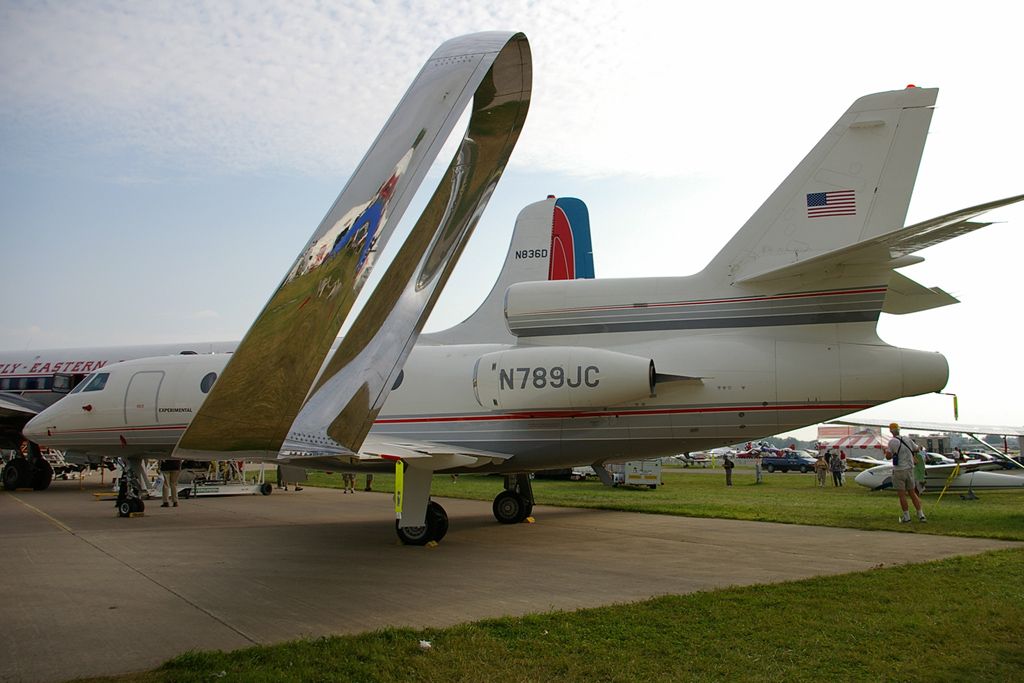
[89,467,1023,682]
[298,466,1024,542]
[85,548,1024,683]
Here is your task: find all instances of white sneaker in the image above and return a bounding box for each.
[918,514,927,522]
[899,513,911,524]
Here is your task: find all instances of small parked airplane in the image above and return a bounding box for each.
[830,417,1024,490]
[21,31,1024,544]
[854,461,1024,491]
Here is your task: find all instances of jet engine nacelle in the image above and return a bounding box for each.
[473,347,655,411]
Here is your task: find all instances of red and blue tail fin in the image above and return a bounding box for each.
[425,196,594,343]
[548,197,595,281]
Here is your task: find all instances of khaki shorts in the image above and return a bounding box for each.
[892,468,915,492]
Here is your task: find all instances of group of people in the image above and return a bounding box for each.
[726,425,929,525]
[817,422,928,523]
[813,449,847,487]
[340,472,374,493]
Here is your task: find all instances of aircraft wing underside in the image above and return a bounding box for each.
[0,394,43,418]
[279,435,512,472]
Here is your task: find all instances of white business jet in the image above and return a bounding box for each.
[0,192,593,490]
[23,31,1024,545]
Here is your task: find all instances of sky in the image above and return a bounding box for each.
[1,0,1022,438]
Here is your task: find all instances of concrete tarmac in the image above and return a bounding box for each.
[2,478,1018,683]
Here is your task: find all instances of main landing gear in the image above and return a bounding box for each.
[395,500,448,545]
[492,473,534,524]
[393,471,536,545]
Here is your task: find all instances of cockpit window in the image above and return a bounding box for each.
[69,373,93,394]
[82,372,110,392]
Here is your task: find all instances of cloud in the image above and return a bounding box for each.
[1,0,1023,192]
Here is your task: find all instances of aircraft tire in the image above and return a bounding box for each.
[396,522,431,545]
[396,501,449,545]
[260,483,273,495]
[426,501,448,542]
[3,459,31,490]
[32,460,53,490]
[118,501,132,518]
[493,490,527,524]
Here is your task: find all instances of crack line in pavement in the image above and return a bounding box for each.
[6,492,259,645]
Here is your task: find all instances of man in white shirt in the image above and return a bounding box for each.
[885,423,926,524]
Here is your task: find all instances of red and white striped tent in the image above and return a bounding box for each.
[829,429,887,452]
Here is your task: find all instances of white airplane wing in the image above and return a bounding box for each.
[359,437,512,467]
[833,417,1024,470]
[831,417,1024,437]
[279,436,512,471]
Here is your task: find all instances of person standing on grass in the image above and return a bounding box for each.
[753,452,763,484]
[830,449,846,487]
[723,454,735,486]
[886,423,926,524]
[814,453,828,487]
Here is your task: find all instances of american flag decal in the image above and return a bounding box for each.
[806,190,856,218]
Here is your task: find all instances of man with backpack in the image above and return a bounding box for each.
[885,423,927,524]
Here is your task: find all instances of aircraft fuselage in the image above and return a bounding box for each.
[25,317,949,471]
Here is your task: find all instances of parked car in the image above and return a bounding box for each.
[570,466,596,480]
[761,450,817,473]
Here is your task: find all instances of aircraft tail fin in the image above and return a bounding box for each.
[706,87,938,284]
[425,196,594,344]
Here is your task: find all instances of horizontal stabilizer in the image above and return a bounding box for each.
[737,193,1024,285]
[882,272,958,315]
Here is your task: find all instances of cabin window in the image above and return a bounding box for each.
[82,372,110,392]
[200,372,217,393]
